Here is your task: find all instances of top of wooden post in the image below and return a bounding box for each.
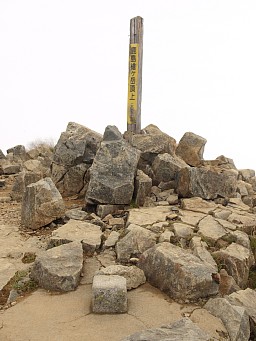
[127,16,143,134]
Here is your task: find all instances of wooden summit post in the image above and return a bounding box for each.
[127,16,143,134]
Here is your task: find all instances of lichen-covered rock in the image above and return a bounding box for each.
[86,126,140,205]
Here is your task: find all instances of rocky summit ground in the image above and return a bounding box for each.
[0,175,232,341]
[2,124,256,340]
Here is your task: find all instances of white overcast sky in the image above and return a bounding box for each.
[1,0,256,170]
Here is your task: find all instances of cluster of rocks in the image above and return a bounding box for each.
[1,122,256,340]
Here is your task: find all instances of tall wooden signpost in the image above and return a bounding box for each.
[127,16,143,134]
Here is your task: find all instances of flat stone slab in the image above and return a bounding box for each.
[50,219,102,255]
[121,317,212,341]
[92,275,127,313]
[96,265,146,290]
[127,206,171,227]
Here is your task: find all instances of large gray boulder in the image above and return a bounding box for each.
[51,122,102,196]
[86,126,140,205]
[21,177,65,229]
[176,132,207,166]
[121,318,212,341]
[152,153,188,185]
[176,166,238,199]
[30,241,83,292]
[138,242,219,301]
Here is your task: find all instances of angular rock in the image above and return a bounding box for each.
[96,204,126,219]
[227,288,256,336]
[237,180,249,197]
[64,208,88,221]
[23,159,45,173]
[159,230,174,243]
[11,170,42,202]
[127,206,171,227]
[167,194,179,205]
[176,132,207,167]
[108,217,125,229]
[129,124,176,165]
[134,169,152,206]
[179,209,206,226]
[152,153,188,185]
[116,225,157,263]
[11,144,27,158]
[198,215,228,245]
[176,166,238,200]
[213,243,255,288]
[21,177,65,229]
[0,259,17,291]
[173,222,194,238]
[218,269,241,296]
[0,149,6,159]
[30,241,83,292]
[105,231,120,248]
[61,163,90,196]
[0,161,21,175]
[121,317,212,341]
[181,197,217,214]
[51,122,102,196]
[239,169,255,182]
[138,242,219,301]
[205,297,250,341]
[190,236,218,271]
[190,308,229,340]
[96,265,146,290]
[49,219,102,255]
[92,275,127,313]
[86,126,140,205]
[53,122,102,166]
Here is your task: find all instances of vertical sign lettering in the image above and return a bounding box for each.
[127,43,139,125]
